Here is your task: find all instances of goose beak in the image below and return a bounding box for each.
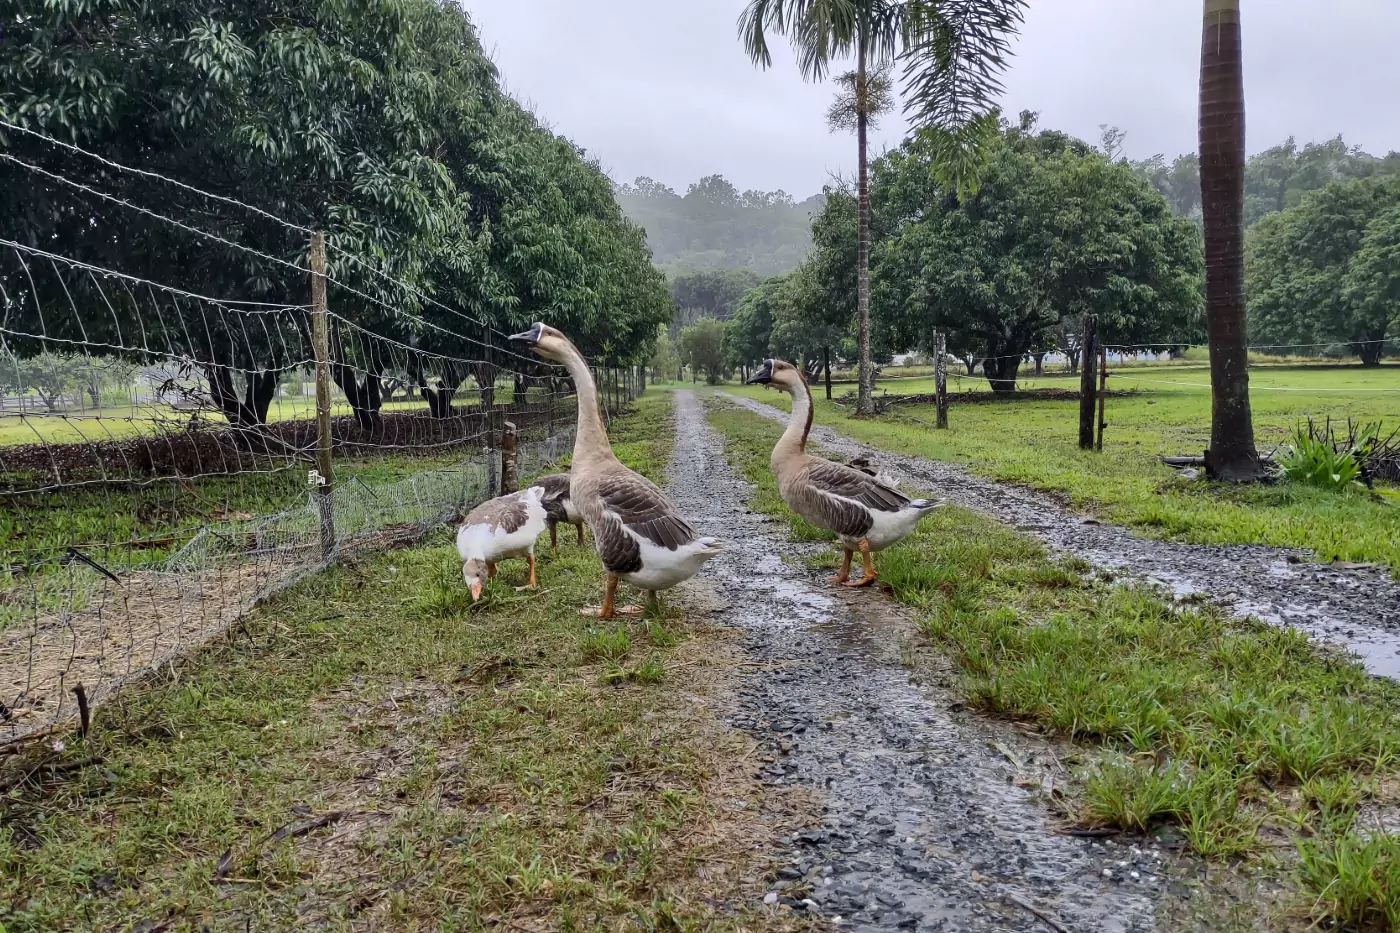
[509,323,545,346]
[745,359,774,385]
[470,581,483,601]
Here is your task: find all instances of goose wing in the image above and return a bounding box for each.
[591,470,699,575]
[463,491,531,534]
[790,457,911,539]
[532,473,571,523]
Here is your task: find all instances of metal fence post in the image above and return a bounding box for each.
[309,231,335,557]
[1079,315,1099,451]
[934,330,949,430]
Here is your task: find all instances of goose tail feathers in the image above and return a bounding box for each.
[910,498,945,513]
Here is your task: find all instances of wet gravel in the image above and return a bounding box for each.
[724,392,1400,680]
[666,391,1163,931]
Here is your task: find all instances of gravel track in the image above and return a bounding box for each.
[722,392,1400,680]
[666,391,1163,932]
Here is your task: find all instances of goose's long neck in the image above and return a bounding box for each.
[558,343,614,466]
[775,377,813,465]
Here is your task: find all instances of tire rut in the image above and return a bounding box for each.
[722,392,1400,680]
[665,390,1160,932]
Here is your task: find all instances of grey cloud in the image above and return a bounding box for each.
[468,0,1400,197]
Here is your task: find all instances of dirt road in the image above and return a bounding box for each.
[667,391,1161,931]
[724,392,1400,680]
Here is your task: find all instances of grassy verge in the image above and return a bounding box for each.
[705,398,1400,930]
[1,392,806,932]
[723,363,1400,575]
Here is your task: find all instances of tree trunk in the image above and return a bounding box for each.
[1356,331,1387,366]
[205,366,278,426]
[854,42,874,417]
[1033,352,1046,376]
[1068,349,1081,374]
[963,355,977,377]
[983,356,1021,394]
[823,346,832,401]
[1199,0,1261,480]
[330,362,383,433]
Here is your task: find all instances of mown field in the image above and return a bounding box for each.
[724,361,1400,574]
[0,391,811,932]
[705,397,1400,931]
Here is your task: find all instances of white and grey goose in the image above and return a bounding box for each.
[510,323,722,618]
[456,484,555,600]
[533,473,586,548]
[745,358,942,586]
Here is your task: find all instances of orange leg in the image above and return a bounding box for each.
[515,552,538,591]
[576,523,585,546]
[582,574,620,618]
[827,548,854,584]
[487,562,497,579]
[843,539,877,587]
[549,521,558,551]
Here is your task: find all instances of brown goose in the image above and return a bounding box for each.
[510,323,722,618]
[534,473,585,548]
[746,359,942,586]
[456,484,552,600]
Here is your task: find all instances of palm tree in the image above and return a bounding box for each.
[1198,0,1261,479]
[739,0,1025,416]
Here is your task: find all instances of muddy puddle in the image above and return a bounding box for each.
[723,393,1400,681]
[669,391,1164,931]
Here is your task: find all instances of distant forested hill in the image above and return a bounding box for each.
[616,175,825,277]
[1127,134,1400,226]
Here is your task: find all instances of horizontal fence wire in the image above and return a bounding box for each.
[0,125,649,746]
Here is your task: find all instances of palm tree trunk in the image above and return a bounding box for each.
[1199,0,1260,480]
[855,42,874,417]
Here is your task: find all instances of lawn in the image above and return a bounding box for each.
[0,391,806,932]
[705,398,1400,930]
[724,361,1400,574]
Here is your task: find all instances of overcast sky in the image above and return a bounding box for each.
[467,1,1400,198]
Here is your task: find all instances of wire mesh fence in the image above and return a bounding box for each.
[0,123,647,746]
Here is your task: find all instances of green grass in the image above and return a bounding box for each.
[705,397,1400,929]
[1,391,797,932]
[723,361,1400,574]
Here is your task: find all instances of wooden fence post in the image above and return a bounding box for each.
[934,330,949,430]
[823,346,832,400]
[309,231,335,557]
[1096,344,1109,452]
[500,421,517,494]
[1078,315,1099,450]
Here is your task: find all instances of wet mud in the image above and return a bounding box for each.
[723,393,1400,680]
[667,391,1163,931]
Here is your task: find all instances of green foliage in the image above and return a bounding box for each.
[0,352,87,410]
[679,318,727,384]
[1247,176,1400,365]
[1276,424,1365,491]
[616,176,822,278]
[1297,833,1400,930]
[861,118,1204,391]
[1132,134,1400,227]
[667,268,761,329]
[0,0,670,424]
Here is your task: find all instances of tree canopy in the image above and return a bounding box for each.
[615,175,824,278]
[866,118,1204,390]
[0,0,671,425]
[1130,135,1400,228]
[668,268,762,329]
[1246,175,1400,365]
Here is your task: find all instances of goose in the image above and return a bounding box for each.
[510,323,722,618]
[534,472,585,548]
[745,359,942,586]
[456,484,554,600]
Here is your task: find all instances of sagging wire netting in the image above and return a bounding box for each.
[0,124,645,745]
